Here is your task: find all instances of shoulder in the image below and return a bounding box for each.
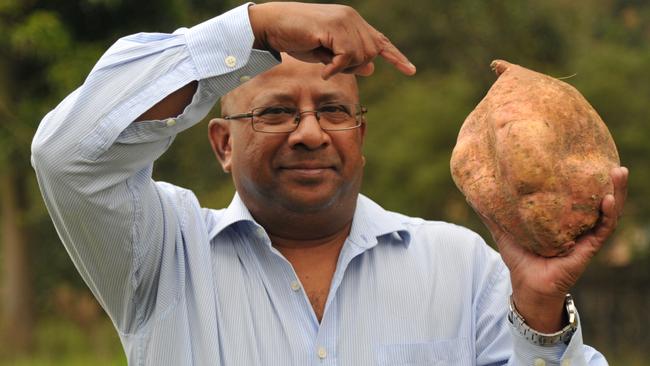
[388,207,497,259]
[364,198,510,305]
[377,204,506,283]
[153,181,226,230]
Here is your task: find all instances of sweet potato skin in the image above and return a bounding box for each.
[450,60,620,257]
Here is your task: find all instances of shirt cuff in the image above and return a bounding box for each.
[185,2,280,95]
[186,2,258,80]
[509,313,588,366]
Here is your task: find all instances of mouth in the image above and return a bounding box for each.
[281,168,332,176]
[278,162,337,178]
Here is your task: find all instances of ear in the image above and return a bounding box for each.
[359,120,367,167]
[359,120,367,142]
[208,118,233,173]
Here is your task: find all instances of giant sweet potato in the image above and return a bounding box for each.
[450,60,620,257]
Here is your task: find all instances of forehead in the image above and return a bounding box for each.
[228,57,359,109]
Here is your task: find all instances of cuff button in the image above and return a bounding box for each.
[225,55,237,68]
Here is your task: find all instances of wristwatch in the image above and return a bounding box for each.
[507,293,578,346]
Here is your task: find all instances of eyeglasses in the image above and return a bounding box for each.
[223,103,367,133]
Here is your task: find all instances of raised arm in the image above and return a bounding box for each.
[31,4,275,333]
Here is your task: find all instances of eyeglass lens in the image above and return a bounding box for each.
[252,104,362,132]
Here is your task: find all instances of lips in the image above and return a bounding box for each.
[277,160,339,181]
[277,157,339,170]
[280,163,335,170]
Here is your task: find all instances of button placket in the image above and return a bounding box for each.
[533,358,546,366]
[290,280,301,291]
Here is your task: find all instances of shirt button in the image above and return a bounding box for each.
[256,227,265,238]
[533,359,546,366]
[239,75,251,83]
[225,55,237,68]
[165,118,176,127]
[317,346,327,359]
[290,281,301,291]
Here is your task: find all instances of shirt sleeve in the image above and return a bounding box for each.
[473,240,608,366]
[30,3,279,334]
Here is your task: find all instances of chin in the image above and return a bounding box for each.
[277,190,342,214]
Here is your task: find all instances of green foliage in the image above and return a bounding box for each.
[10,11,70,60]
[0,318,125,365]
[570,42,650,223]
[362,72,475,220]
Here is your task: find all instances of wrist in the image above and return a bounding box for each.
[511,291,567,333]
[248,3,271,50]
[508,294,578,346]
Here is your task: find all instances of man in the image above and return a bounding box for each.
[32,2,627,365]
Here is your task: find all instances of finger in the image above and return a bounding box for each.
[376,36,416,75]
[312,47,334,65]
[322,52,353,80]
[343,62,375,76]
[611,166,628,217]
[344,27,380,76]
[588,194,618,245]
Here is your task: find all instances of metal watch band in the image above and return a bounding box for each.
[507,293,578,346]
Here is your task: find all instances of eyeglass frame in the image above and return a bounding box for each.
[222,103,368,133]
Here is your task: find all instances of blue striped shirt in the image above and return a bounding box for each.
[31,3,607,365]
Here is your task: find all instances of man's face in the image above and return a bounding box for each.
[212,56,366,216]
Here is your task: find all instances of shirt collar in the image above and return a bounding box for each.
[208,193,411,248]
[347,194,411,249]
[207,192,258,241]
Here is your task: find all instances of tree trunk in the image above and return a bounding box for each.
[0,165,33,352]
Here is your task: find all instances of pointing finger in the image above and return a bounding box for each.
[378,40,416,76]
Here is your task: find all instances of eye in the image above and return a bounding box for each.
[257,106,295,116]
[318,104,351,115]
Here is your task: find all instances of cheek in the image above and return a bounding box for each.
[230,134,280,179]
[335,136,365,174]
[340,132,364,160]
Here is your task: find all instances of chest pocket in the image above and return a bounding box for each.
[377,338,472,366]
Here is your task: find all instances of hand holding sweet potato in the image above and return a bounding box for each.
[451,60,628,332]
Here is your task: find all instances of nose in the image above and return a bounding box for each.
[287,112,331,150]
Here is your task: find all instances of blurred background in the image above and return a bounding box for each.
[1,0,649,364]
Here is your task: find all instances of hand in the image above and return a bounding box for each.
[478,167,628,332]
[248,2,416,79]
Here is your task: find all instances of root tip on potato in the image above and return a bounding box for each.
[490,59,511,76]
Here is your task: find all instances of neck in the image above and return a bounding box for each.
[270,220,352,250]
[242,194,357,246]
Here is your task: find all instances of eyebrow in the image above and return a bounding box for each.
[250,91,355,107]
[316,92,353,104]
[251,93,295,107]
